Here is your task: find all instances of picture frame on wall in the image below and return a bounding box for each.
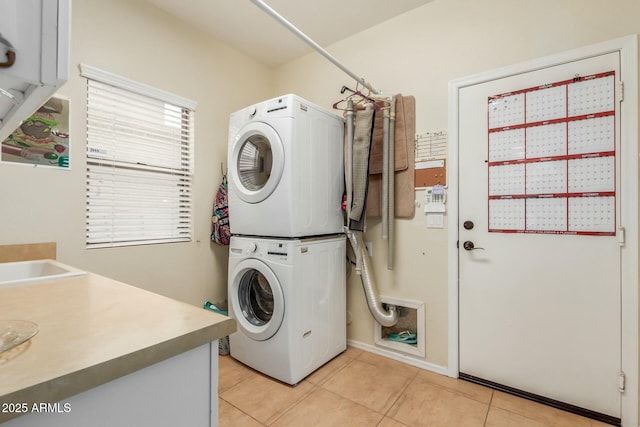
[1,95,70,169]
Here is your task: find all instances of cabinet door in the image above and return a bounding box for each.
[0,0,69,142]
[0,0,44,84]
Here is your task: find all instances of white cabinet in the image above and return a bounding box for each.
[2,343,220,427]
[0,0,69,142]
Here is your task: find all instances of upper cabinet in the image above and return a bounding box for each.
[0,0,69,142]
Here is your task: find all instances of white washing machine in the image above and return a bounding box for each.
[228,234,346,385]
[227,94,344,238]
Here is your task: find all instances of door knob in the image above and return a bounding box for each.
[463,241,484,251]
[463,221,474,230]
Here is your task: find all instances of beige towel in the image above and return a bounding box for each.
[369,95,409,174]
[366,95,416,219]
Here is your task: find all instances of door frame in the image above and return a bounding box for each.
[447,35,638,425]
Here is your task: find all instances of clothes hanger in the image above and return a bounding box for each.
[348,84,393,111]
[332,87,359,111]
[332,84,381,111]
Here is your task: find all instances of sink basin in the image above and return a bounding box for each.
[0,259,85,286]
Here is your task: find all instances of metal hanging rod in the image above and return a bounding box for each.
[249,0,381,95]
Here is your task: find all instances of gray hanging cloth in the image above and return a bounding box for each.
[349,107,375,231]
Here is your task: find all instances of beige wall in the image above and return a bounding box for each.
[0,0,273,306]
[273,0,640,368]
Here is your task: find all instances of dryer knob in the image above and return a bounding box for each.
[248,106,257,118]
[246,242,257,253]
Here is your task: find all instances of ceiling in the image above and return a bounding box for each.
[145,0,433,67]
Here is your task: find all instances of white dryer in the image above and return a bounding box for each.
[227,94,344,238]
[228,234,346,385]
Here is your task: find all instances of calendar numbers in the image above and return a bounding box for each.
[568,75,615,116]
[526,122,565,158]
[489,199,525,231]
[526,198,567,232]
[488,128,524,162]
[489,164,525,196]
[526,160,566,195]
[489,93,524,128]
[526,85,566,123]
[568,115,614,155]
[568,196,615,233]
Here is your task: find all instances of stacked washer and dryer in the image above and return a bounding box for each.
[226,94,346,385]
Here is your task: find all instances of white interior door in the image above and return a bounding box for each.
[458,51,621,419]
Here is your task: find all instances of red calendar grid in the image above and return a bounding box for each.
[487,71,616,236]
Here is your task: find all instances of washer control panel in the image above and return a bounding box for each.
[266,242,288,257]
[230,238,291,260]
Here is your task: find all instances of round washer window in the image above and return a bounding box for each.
[230,258,285,341]
[238,269,274,326]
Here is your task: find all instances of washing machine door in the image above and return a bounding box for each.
[230,258,285,341]
[229,122,285,204]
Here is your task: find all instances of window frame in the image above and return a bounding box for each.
[81,64,197,249]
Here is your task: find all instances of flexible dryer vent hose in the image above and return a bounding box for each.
[347,230,398,327]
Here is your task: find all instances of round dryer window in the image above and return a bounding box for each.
[230,259,284,341]
[230,122,284,204]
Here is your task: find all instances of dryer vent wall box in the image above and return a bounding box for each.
[0,0,70,142]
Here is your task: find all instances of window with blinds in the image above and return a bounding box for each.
[81,65,196,248]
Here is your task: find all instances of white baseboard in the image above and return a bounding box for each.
[347,339,451,378]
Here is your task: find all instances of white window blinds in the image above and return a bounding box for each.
[81,65,196,248]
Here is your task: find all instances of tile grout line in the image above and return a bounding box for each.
[219,396,268,426]
[311,354,359,387]
[317,357,389,417]
[275,381,322,425]
[382,365,421,420]
[263,353,361,426]
[415,372,495,406]
[483,390,495,426]
[316,355,420,422]
[221,351,362,426]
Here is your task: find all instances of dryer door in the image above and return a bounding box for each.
[229,122,285,204]
[230,258,285,341]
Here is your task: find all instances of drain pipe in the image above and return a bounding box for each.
[381,106,389,241]
[347,230,398,327]
[387,96,396,269]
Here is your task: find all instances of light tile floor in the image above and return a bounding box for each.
[218,347,612,427]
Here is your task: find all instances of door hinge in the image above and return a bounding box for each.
[618,227,626,247]
[618,81,624,102]
[619,372,626,392]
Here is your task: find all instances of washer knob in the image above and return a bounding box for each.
[246,242,257,253]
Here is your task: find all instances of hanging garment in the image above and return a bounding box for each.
[211,175,231,246]
[349,106,375,228]
[366,95,416,219]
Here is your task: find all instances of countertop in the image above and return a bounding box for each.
[0,269,236,423]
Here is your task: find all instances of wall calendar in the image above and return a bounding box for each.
[487,71,616,235]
